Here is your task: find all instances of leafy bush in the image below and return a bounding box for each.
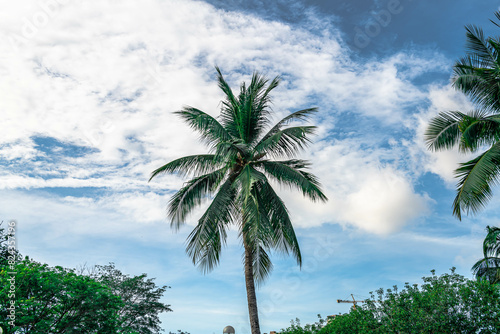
[320,269,500,334]
[0,224,172,333]
[278,269,500,334]
[280,315,325,334]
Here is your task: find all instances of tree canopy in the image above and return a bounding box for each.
[280,269,500,334]
[0,224,172,333]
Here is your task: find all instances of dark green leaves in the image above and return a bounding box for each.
[174,107,231,148]
[89,263,172,334]
[0,259,123,333]
[149,154,222,181]
[258,160,327,202]
[186,177,237,273]
[318,269,500,334]
[216,66,280,145]
[255,126,316,159]
[425,11,500,219]
[452,142,500,219]
[168,168,228,228]
[425,110,500,219]
[425,111,467,151]
[472,226,500,284]
[426,110,500,153]
[453,22,500,111]
[151,67,327,285]
[255,108,318,158]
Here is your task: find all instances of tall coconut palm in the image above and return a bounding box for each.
[149,67,327,334]
[472,226,500,284]
[425,11,500,220]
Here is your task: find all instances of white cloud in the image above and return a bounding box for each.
[341,167,429,234]
[0,0,449,236]
[278,140,431,234]
[0,138,39,160]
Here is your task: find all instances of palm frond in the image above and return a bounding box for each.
[240,185,277,284]
[258,160,328,202]
[256,180,302,265]
[149,154,221,181]
[251,245,273,284]
[463,24,494,61]
[255,76,280,118]
[451,25,500,111]
[255,108,318,150]
[168,168,227,228]
[453,59,500,111]
[213,140,249,163]
[215,66,239,109]
[424,109,500,153]
[483,226,500,257]
[472,256,500,284]
[185,178,237,273]
[490,10,500,28]
[234,165,267,204]
[215,67,243,140]
[452,142,500,220]
[425,111,467,151]
[175,107,232,147]
[241,72,269,143]
[232,176,274,284]
[245,73,281,145]
[254,126,316,159]
[458,111,500,152]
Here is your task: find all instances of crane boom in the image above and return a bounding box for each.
[336,294,365,309]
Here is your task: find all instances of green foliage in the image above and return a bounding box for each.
[319,308,378,334]
[279,315,325,334]
[0,227,171,333]
[319,269,500,334]
[425,11,500,219]
[88,263,172,334]
[473,225,500,284]
[1,258,124,333]
[150,67,327,283]
[0,221,21,268]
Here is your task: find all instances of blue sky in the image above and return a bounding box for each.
[1,0,500,333]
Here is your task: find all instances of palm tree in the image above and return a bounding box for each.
[149,67,327,334]
[472,226,500,284]
[425,11,500,220]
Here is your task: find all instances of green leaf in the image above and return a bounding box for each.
[174,107,232,148]
[168,168,227,228]
[453,142,500,219]
[186,178,237,273]
[425,111,466,151]
[258,160,328,202]
[254,126,317,159]
[149,154,222,181]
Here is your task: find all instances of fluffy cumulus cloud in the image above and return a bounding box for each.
[279,140,431,234]
[0,0,449,234]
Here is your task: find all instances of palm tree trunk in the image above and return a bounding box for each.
[244,243,261,334]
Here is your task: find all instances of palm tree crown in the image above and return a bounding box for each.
[425,11,500,220]
[472,226,500,284]
[150,67,327,334]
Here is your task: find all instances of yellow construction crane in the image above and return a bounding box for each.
[336,294,365,309]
